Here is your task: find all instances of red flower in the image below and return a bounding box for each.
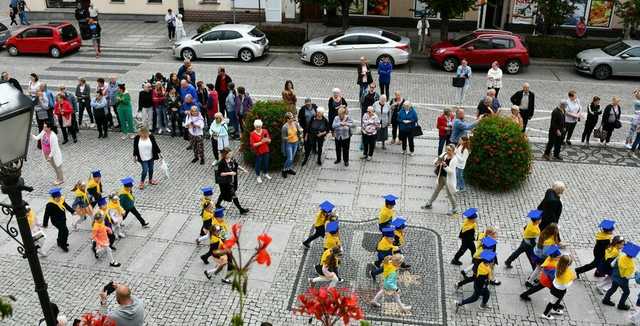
[296,287,364,326]
[256,233,272,266]
[224,223,242,249]
[81,312,116,326]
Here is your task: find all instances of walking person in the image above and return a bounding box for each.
[373,95,391,149]
[281,112,302,178]
[542,101,567,160]
[184,106,206,165]
[282,80,297,111]
[133,127,161,189]
[596,236,625,294]
[377,56,393,97]
[9,4,17,26]
[537,181,565,232]
[214,147,250,215]
[76,78,93,127]
[421,144,458,215]
[32,123,64,185]
[327,89,347,132]
[152,82,168,134]
[602,242,639,310]
[361,106,381,161]
[455,60,472,105]
[165,9,176,41]
[563,90,582,145]
[235,87,253,133]
[357,57,373,98]
[540,255,576,320]
[454,251,496,310]
[91,213,121,267]
[575,219,615,277]
[436,108,454,155]
[17,0,29,25]
[302,108,330,166]
[504,210,542,269]
[309,246,343,288]
[389,91,405,145]
[397,102,418,155]
[89,19,101,58]
[165,87,181,137]
[209,113,229,166]
[138,83,154,131]
[301,201,336,248]
[116,83,136,139]
[370,254,412,312]
[449,208,478,265]
[42,187,74,252]
[53,94,77,144]
[510,82,536,131]
[92,91,109,138]
[118,177,150,228]
[332,107,353,167]
[601,96,622,145]
[454,136,470,192]
[486,61,503,98]
[249,120,272,183]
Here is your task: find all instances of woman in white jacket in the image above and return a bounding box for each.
[486,61,503,98]
[32,122,64,185]
[455,136,470,192]
[421,144,458,216]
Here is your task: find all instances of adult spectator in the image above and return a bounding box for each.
[282,80,297,110]
[28,73,41,100]
[421,144,458,215]
[99,283,145,326]
[226,83,239,139]
[361,106,381,161]
[510,82,536,131]
[215,67,233,116]
[332,107,353,166]
[166,73,180,93]
[357,57,373,98]
[32,122,64,185]
[477,96,495,118]
[542,101,567,161]
[205,83,219,127]
[1,71,22,91]
[450,108,478,145]
[236,86,253,133]
[196,81,209,118]
[488,89,501,112]
[601,96,622,146]
[398,101,418,155]
[165,9,176,41]
[152,82,168,134]
[454,60,472,105]
[165,87,181,137]
[116,83,136,140]
[58,85,78,119]
[133,127,161,189]
[181,94,197,141]
[92,90,109,138]
[75,78,93,127]
[373,94,390,149]
[34,90,51,140]
[53,94,77,144]
[582,96,601,145]
[281,112,302,178]
[302,107,330,166]
[96,77,107,96]
[509,105,524,129]
[327,89,347,131]
[249,119,272,183]
[215,147,250,215]
[625,91,640,149]
[299,97,318,136]
[389,91,405,145]
[184,106,206,165]
[377,56,393,97]
[437,108,454,155]
[17,0,29,26]
[486,61,503,97]
[177,59,192,81]
[106,76,120,129]
[563,90,582,146]
[454,136,470,192]
[89,18,101,58]
[360,83,379,120]
[179,80,198,108]
[209,113,229,166]
[537,181,565,232]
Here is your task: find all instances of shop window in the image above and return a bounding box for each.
[564,0,614,28]
[342,0,389,16]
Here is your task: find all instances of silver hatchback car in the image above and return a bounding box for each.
[173,24,269,62]
[575,40,640,80]
[300,27,411,67]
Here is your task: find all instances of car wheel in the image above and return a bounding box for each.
[49,47,61,58]
[8,46,18,56]
[505,59,521,74]
[181,48,195,60]
[442,57,459,72]
[377,54,394,66]
[593,64,612,80]
[238,48,254,62]
[311,52,327,67]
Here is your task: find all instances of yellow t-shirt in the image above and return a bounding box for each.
[202,209,213,222]
[460,218,477,233]
[605,246,620,260]
[377,237,398,252]
[542,236,557,246]
[541,257,559,269]
[320,248,340,266]
[287,125,299,143]
[378,206,395,225]
[382,261,397,278]
[394,230,405,246]
[477,262,492,279]
[618,255,636,278]
[324,233,341,250]
[313,211,327,227]
[555,268,576,286]
[522,222,540,239]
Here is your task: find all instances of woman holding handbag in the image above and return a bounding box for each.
[281,112,302,178]
[581,96,601,145]
[209,112,229,166]
[601,96,622,145]
[454,60,472,105]
[215,147,250,215]
[397,101,419,156]
[373,95,391,149]
[53,94,77,144]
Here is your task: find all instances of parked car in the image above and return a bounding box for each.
[173,24,269,62]
[5,22,81,58]
[430,29,529,74]
[0,23,10,47]
[575,40,640,80]
[300,27,411,67]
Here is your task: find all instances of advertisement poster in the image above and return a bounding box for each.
[349,0,364,15]
[367,0,390,16]
[564,0,587,26]
[588,0,614,27]
[414,1,438,18]
[511,0,536,24]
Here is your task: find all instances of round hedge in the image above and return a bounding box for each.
[465,115,533,191]
[240,100,296,170]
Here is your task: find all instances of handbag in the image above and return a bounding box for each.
[160,158,169,178]
[452,77,466,88]
[614,120,622,129]
[411,124,423,137]
[593,126,607,140]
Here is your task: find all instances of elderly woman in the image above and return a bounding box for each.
[422,144,458,215]
[389,91,405,144]
[510,105,524,128]
[373,94,391,149]
[184,106,205,165]
[133,127,161,189]
[486,61,503,98]
[362,106,381,161]
[436,107,454,155]
[53,94,76,144]
[398,101,418,155]
[477,96,495,118]
[303,107,331,166]
[601,96,622,145]
[32,122,64,185]
[328,88,347,131]
[249,119,272,183]
[281,112,303,178]
[209,112,229,166]
[332,107,353,166]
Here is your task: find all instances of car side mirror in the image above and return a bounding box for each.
[465,46,474,51]
[620,53,630,59]
[330,42,337,46]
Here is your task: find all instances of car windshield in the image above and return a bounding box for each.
[323,32,344,43]
[602,41,630,56]
[248,28,264,38]
[0,23,7,32]
[451,33,476,46]
[381,31,401,42]
[59,25,77,42]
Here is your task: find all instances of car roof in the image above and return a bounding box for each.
[474,29,513,35]
[211,24,255,32]
[622,40,640,47]
[344,27,389,35]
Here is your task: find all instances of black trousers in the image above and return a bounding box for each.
[521,283,545,298]
[57,115,77,142]
[78,99,94,124]
[602,125,615,143]
[563,122,577,142]
[170,110,181,136]
[452,237,476,262]
[94,110,109,137]
[304,135,325,162]
[167,24,175,39]
[544,131,562,157]
[399,130,414,152]
[391,121,399,141]
[505,239,535,269]
[211,138,219,161]
[123,207,147,226]
[51,218,69,247]
[334,138,350,163]
[362,134,376,157]
[575,253,604,275]
[379,82,390,97]
[520,110,530,131]
[543,287,566,315]
[303,225,326,246]
[582,116,598,143]
[200,219,212,237]
[460,284,490,305]
[604,278,630,307]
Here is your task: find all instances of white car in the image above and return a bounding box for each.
[300,27,411,67]
[173,24,269,62]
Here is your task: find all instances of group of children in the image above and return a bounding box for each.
[196,186,233,284]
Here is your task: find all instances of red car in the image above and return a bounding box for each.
[5,22,81,58]
[430,29,530,74]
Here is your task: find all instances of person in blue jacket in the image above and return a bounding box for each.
[450,108,478,145]
[397,101,418,155]
[377,56,393,97]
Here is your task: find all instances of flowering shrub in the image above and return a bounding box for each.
[296,287,364,326]
[465,115,533,191]
[79,312,115,326]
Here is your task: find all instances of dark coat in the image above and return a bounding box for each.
[601,104,621,129]
[43,201,74,227]
[510,90,536,118]
[548,107,565,134]
[214,74,233,95]
[327,97,347,130]
[133,135,161,162]
[537,188,563,231]
[356,64,373,86]
[298,103,318,134]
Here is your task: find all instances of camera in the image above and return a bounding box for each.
[103,281,116,296]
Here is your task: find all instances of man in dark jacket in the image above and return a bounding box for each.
[537,181,565,232]
[510,82,536,131]
[215,67,233,117]
[543,100,566,160]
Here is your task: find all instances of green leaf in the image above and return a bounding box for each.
[231,314,244,326]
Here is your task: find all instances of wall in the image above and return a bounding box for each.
[30,0,180,15]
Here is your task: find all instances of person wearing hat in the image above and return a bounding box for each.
[520,245,562,301]
[302,201,336,249]
[323,221,341,251]
[370,253,411,313]
[369,226,400,281]
[541,255,575,320]
[596,235,625,294]
[392,217,411,269]
[451,208,478,266]
[118,177,149,228]
[378,194,398,231]
[505,210,542,269]
[107,194,126,239]
[310,246,343,288]
[525,223,561,287]
[455,250,495,310]
[87,170,103,207]
[602,241,640,310]
[91,212,121,267]
[575,219,615,277]
[71,181,93,231]
[214,147,250,215]
[457,236,497,289]
[203,224,231,284]
[43,188,74,252]
[115,82,136,139]
[97,197,117,251]
[196,194,214,245]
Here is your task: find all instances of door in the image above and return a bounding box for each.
[483,0,503,29]
[35,28,54,53]
[301,2,322,22]
[464,38,493,66]
[329,35,359,63]
[220,30,244,58]
[354,35,388,64]
[490,37,515,65]
[264,0,282,23]
[616,47,640,76]
[16,28,40,52]
[198,30,223,58]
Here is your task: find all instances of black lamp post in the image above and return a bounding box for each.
[0,82,56,326]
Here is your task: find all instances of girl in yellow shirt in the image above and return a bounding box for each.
[542,255,575,320]
[596,236,624,294]
[602,241,639,310]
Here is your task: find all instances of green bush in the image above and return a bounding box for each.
[241,100,296,170]
[465,116,533,192]
[525,36,612,59]
[259,25,306,46]
[197,22,224,35]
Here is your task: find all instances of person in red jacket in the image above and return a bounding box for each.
[206,83,219,128]
[53,94,77,144]
[436,107,454,155]
[249,119,271,184]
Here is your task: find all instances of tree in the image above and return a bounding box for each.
[615,0,640,39]
[0,296,15,320]
[418,0,476,41]
[533,0,576,34]
[297,0,354,30]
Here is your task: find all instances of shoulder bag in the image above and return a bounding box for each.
[452,77,466,88]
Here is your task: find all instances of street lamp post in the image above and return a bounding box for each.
[0,82,56,326]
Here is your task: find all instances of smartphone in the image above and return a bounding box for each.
[103,281,116,296]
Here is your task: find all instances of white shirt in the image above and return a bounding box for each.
[417,19,430,35]
[138,137,153,161]
[565,98,582,123]
[454,146,470,169]
[165,13,176,25]
[486,68,503,89]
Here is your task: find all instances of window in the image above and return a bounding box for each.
[381,31,401,42]
[221,31,242,40]
[563,0,614,27]
[147,0,162,3]
[342,0,389,16]
[358,35,387,45]
[323,33,344,43]
[623,47,640,58]
[335,35,359,45]
[59,25,78,42]
[21,29,39,38]
[602,41,630,56]
[451,33,477,46]
[248,28,265,38]
[470,39,492,50]
[111,0,124,3]
[202,31,223,41]
[37,28,54,38]
[491,38,514,49]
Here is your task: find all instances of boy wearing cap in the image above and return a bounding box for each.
[118,177,149,228]
[602,241,639,310]
[323,221,341,251]
[455,251,495,310]
[369,226,400,281]
[378,194,398,231]
[302,201,336,249]
[392,217,411,269]
[196,187,214,244]
[87,170,103,207]
[575,219,615,277]
[505,210,542,269]
[203,224,231,284]
[596,236,625,294]
[43,188,75,252]
[458,236,497,288]
[451,208,478,266]
[520,245,562,300]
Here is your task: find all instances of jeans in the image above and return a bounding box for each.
[438,136,448,155]
[604,277,630,307]
[362,134,376,157]
[167,24,175,39]
[335,138,350,163]
[358,84,368,99]
[456,167,465,191]
[255,153,269,176]
[155,105,168,130]
[399,130,414,153]
[228,110,240,136]
[632,133,640,151]
[19,11,29,25]
[456,85,469,105]
[283,142,298,171]
[140,160,154,182]
[505,239,535,269]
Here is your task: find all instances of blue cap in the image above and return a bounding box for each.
[383,194,398,205]
[622,242,640,258]
[201,186,214,196]
[97,197,108,206]
[391,217,407,230]
[599,219,615,231]
[91,170,101,178]
[463,208,478,219]
[319,200,335,213]
[480,250,496,262]
[214,207,225,218]
[49,187,62,197]
[381,226,396,237]
[120,177,134,187]
[326,221,339,234]
[543,245,561,257]
[528,210,542,220]
[481,236,497,249]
